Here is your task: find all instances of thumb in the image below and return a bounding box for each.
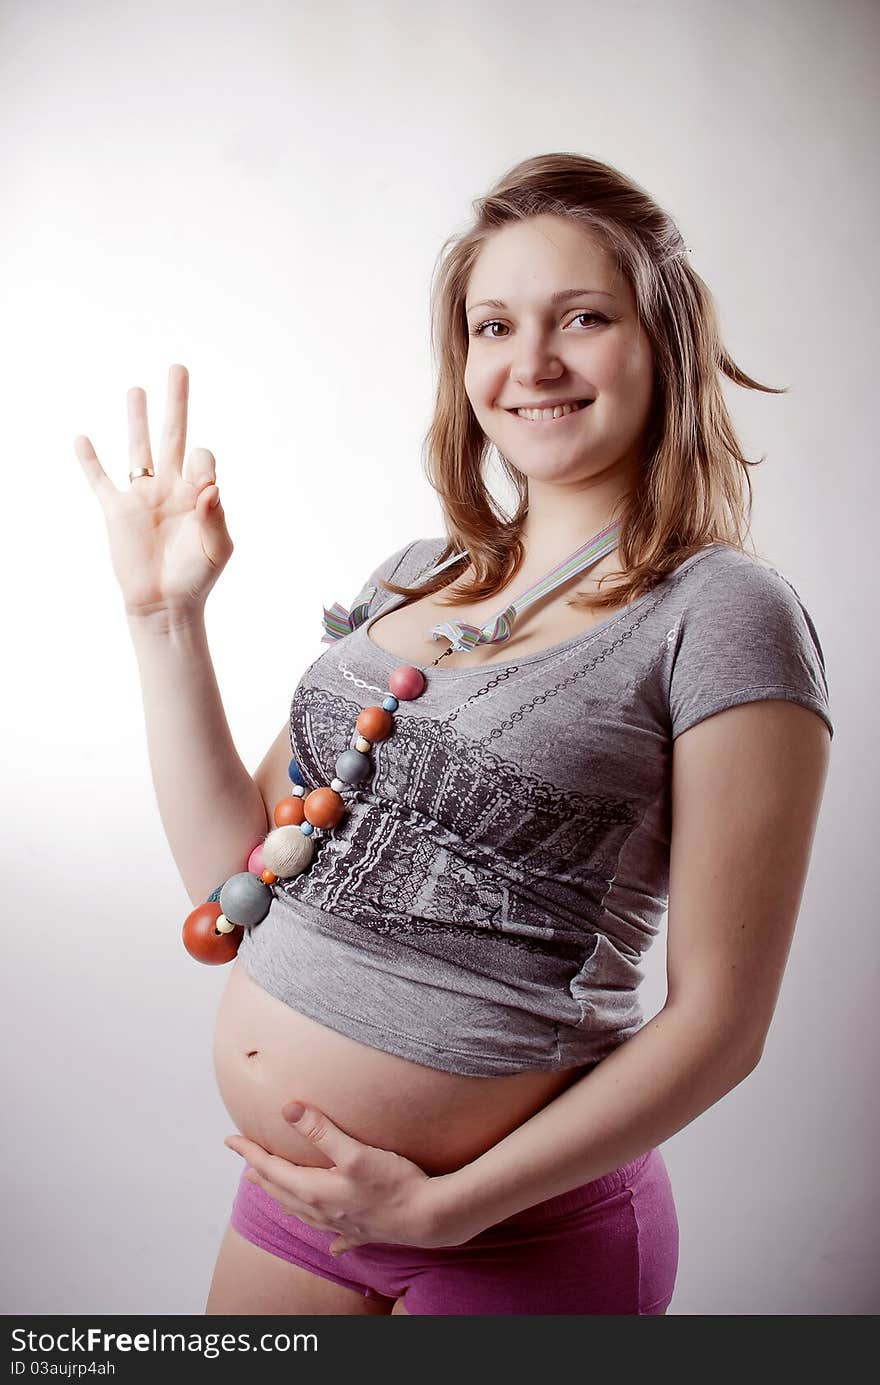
[199,483,222,513]
[282,1101,360,1161]
[196,484,233,571]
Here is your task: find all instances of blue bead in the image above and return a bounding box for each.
[300,821,314,836]
[206,883,224,903]
[383,695,399,712]
[288,758,305,787]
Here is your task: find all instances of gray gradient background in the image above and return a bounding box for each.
[1,0,876,1315]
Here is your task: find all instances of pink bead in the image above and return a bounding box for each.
[388,664,426,700]
[247,841,265,876]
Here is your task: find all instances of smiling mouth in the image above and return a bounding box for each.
[507,399,594,423]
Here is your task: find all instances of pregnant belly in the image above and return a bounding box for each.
[213,960,584,1176]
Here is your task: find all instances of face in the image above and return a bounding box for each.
[463,214,655,491]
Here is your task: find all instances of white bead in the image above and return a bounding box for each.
[290,784,305,798]
[261,825,316,878]
[215,915,236,934]
[330,777,346,792]
[355,736,371,753]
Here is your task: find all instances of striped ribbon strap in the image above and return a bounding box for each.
[321,586,378,643]
[320,547,467,644]
[428,518,622,652]
[320,518,622,651]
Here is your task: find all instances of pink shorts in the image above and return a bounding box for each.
[229,1146,679,1315]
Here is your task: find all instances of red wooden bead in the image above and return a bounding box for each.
[356,705,394,741]
[303,786,346,829]
[274,795,306,827]
[182,902,242,965]
[388,664,426,700]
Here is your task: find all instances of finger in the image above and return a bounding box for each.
[245,1168,304,1210]
[245,1170,336,1232]
[284,1102,364,1166]
[225,1135,333,1203]
[127,386,154,478]
[225,1135,269,1164]
[184,446,216,490]
[226,1135,314,1188]
[158,363,189,476]
[73,435,120,508]
[329,1239,363,1257]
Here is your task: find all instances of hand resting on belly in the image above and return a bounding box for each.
[213,961,581,1177]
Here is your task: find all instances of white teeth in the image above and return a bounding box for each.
[515,401,589,421]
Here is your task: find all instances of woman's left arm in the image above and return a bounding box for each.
[428,697,831,1235]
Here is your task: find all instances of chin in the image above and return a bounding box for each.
[505,447,605,478]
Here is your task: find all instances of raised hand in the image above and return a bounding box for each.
[74,363,234,620]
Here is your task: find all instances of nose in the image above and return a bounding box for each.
[511,333,564,389]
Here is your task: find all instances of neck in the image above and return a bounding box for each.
[518,468,636,569]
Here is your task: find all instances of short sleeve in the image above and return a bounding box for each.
[668,558,833,740]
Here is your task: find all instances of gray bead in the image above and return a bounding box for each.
[335,748,371,783]
[218,871,273,928]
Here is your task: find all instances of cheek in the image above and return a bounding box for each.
[464,365,503,423]
[464,353,491,400]
[463,358,480,410]
[628,355,655,422]
[623,336,654,392]
[597,340,654,412]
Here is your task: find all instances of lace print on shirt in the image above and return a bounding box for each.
[283,682,638,960]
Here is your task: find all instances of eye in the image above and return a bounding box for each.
[469,311,608,338]
[571,311,607,329]
[470,319,509,339]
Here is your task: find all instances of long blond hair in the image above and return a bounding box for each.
[384,151,784,613]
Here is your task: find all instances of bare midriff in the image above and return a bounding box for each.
[213,962,584,1176]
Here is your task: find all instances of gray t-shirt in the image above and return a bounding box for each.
[237,537,833,1077]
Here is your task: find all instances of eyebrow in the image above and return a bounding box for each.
[465,287,617,315]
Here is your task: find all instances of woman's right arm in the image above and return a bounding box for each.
[76,363,272,909]
[125,606,270,907]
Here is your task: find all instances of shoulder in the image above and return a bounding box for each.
[668,543,833,741]
[677,544,826,639]
[366,535,459,591]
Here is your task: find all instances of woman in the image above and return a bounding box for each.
[74,153,832,1315]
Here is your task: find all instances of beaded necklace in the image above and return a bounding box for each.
[182,518,622,963]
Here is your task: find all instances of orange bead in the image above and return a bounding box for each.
[274,795,306,827]
[303,786,346,829]
[182,902,242,965]
[356,705,394,742]
[261,868,277,885]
